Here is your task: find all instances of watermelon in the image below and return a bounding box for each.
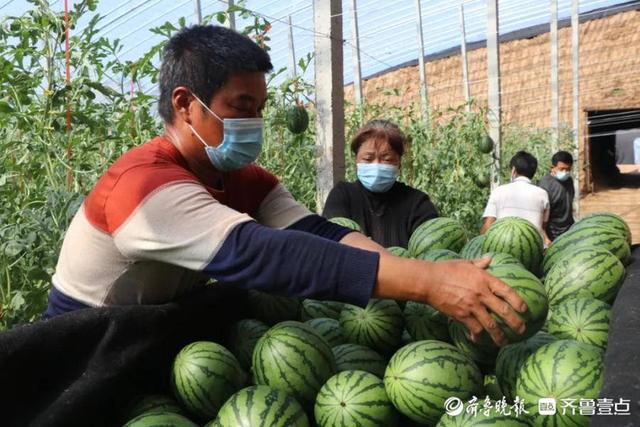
[300,299,344,321]
[544,247,625,306]
[495,332,557,402]
[384,340,483,425]
[435,403,532,426]
[545,298,611,350]
[339,299,404,355]
[328,216,362,232]
[400,329,414,346]
[305,317,347,347]
[332,343,387,378]
[516,340,604,426]
[247,290,301,325]
[403,301,450,342]
[543,225,630,275]
[416,248,461,262]
[171,342,246,420]
[387,246,410,257]
[315,370,398,427]
[126,395,184,418]
[482,217,543,275]
[482,251,523,268]
[124,412,198,427]
[408,217,468,257]
[252,321,336,406]
[483,375,503,401]
[572,212,632,244]
[228,319,269,369]
[211,385,309,426]
[448,320,500,368]
[286,105,309,135]
[474,171,491,188]
[460,235,486,259]
[478,134,494,154]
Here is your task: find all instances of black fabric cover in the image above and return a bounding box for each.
[592,245,640,426]
[0,285,249,427]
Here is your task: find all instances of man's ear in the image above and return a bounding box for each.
[172,87,193,124]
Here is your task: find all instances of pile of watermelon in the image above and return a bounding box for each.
[122,213,632,426]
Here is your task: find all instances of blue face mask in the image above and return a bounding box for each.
[188,95,264,172]
[555,171,571,181]
[357,163,399,193]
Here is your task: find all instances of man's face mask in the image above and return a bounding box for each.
[357,163,399,193]
[187,94,264,172]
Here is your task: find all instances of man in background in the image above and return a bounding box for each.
[538,151,575,243]
[480,151,551,245]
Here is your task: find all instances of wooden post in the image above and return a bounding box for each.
[487,0,502,189]
[459,3,471,112]
[193,0,202,24]
[572,0,581,216]
[314,0,345,213]
[415,0,429,120]
[287,15,297,77]
[350,0,363,105]
[550,0,559,152]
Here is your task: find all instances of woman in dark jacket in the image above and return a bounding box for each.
[323,119,438,248]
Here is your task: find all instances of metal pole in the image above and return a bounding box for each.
[350,0,363,105]
[487,0,502,190]
[415,0,429,120]
[314,0,345,213]
[459,3,471,112]
[550,0,559,152]
[225,0,236,30]
[193,0,202,24]
[572,0,581,216]
[287,15,297,77]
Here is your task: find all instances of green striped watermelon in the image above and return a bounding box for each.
[171,342,246,420]
[247,290,301,325]
[387,246,410,257]
[400,329,414,346]
[546,298,611,350]
[408,217,468,257]
[516,340,604,426]
[482,251,523,268]
[572,212,632,244]
[460,235,486,259]
[448,320,500,368]
[328,217,362,232]
[300,299,344,321]
[403,301,450,342]
[384,340,483,425]
[544,247,625,306]
[210,385,309,427]
[315,370,398,427]
[127,395,184,418]
[495,332,557,402]
[124,412,199,427]
[339,299,404,355]
[305,317,347,347]
[332,343,387,378]
[435,405,532,426]
[482,217,543,275]
[228,319,269,369]
[416,249,462,262]
[252,321,336,406]
[543,225,630,275]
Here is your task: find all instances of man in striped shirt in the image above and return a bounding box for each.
[44,25,526,346]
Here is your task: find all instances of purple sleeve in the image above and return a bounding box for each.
[286,214,354,242]
[204,221,378,306]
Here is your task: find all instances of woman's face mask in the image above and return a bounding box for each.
[187,94,264,172]
[357,163,399,193]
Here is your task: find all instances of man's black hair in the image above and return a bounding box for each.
[158,25,273,123]
[510,150,538,179]
[551,150,574,166]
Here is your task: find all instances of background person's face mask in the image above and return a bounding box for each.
[555,170,571,181]
[357,163,398,193]
[187,94,264,172]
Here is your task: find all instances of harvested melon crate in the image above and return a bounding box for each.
[0,219,638,426]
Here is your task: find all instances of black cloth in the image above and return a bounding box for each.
[592,245,640,426]
[0,285,250,427]
[322,180,438,248]
[538,174,575,240]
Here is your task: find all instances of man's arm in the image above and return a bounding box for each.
[480,191,498,234]
[480,216,496,234]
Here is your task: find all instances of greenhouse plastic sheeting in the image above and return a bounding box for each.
[0,285,250,427]
[592,245,640,426]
